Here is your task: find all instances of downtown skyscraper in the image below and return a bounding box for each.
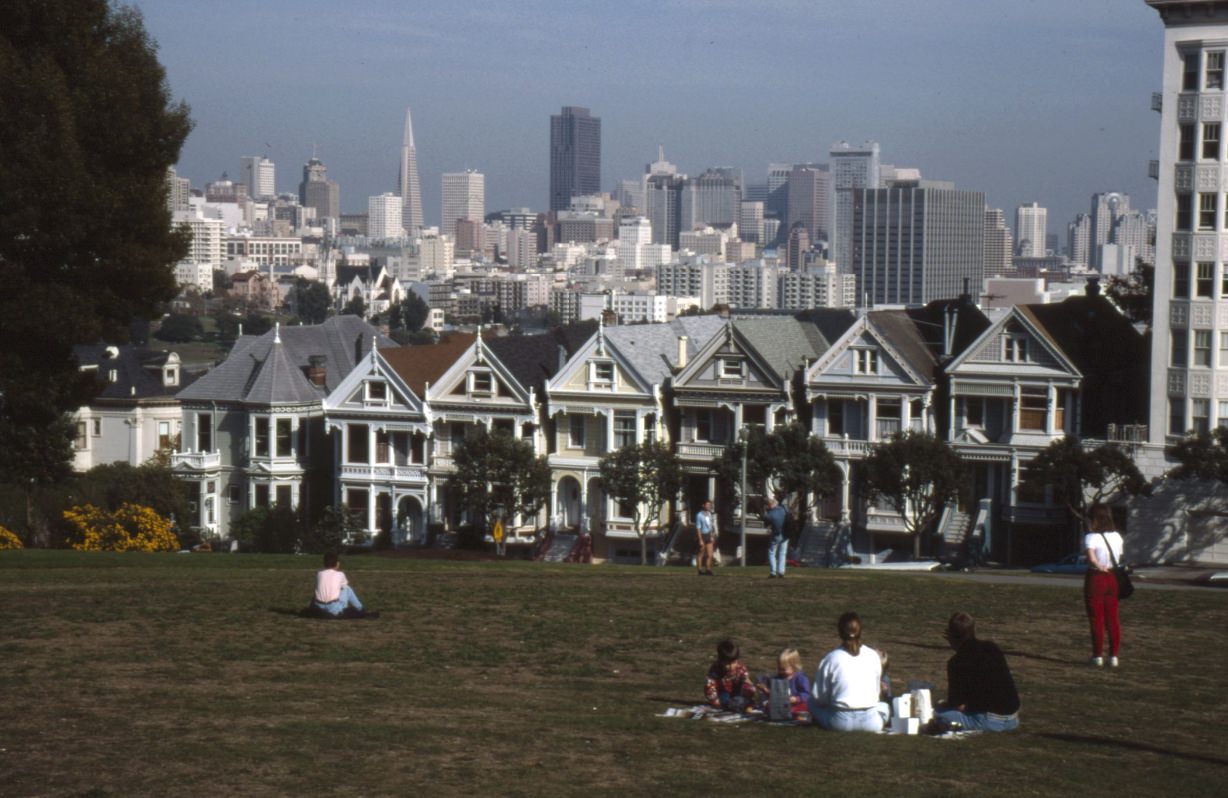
[549,106,601,212]
[399,107,424,236]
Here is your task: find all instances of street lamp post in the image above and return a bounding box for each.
[739,424,749,568]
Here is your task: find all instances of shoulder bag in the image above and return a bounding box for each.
[1099,532,1134,600]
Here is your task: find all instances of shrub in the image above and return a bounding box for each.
[300,506,365,555]
[0,525,23,550]
[64,503,179,552]
[229,505,301,553]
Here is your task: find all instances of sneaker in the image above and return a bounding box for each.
[1108,656,1119,668]
[1089,656,1104,668]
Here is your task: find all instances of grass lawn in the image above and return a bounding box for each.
[2,552,1226,797]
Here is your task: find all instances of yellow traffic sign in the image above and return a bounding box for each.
[492,519,504,543]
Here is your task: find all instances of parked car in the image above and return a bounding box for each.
[1195,571,1228,588]
[1030,553,1089,575]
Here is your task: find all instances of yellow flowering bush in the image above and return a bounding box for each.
[0,525,22,550]
[64,503,179,552]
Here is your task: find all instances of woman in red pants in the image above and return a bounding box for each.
[1083,504,1124,668]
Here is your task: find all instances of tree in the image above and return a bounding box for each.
[389,292,430,333]
[341,295,366,319]
[1021,438,1151,525]
[300,505,366,554]
[861,431,967,557]
[716,423,840,530]
[154,313,203,343]
[293,279,332,325]
[1102,260,1154,328]
[0,1,192,487]
[76,461,192,541]
[452,428,551,547]
[229,505,301,554]
[598,442,683,564]
[1166,427,1228,482]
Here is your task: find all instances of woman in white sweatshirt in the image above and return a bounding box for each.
[809,612,890,732]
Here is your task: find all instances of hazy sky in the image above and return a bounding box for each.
[136,0,1164,240]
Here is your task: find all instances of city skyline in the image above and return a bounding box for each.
[135,0,1162,236]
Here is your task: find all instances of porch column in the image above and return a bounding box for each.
[1011,384,1022,434]
[1046,384,1058,435]
[635,411,645,445]
[867,395,878,441]
[367,488,377,534]
[839,462,851,524]
[604,410,614,454]
[733,403,744,433]
[923,395,933,435]
[901,395,912,432]
[948,394,957,439]
[579,477,589,532]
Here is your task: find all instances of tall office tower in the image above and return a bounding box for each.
[617,216,653,275]
[399,107,424,235]
[830,141,881,272]
[851,180,985,307]
[1145,0,1228,442]
[441,170,485,240]
[985,208,1014,276]
[785,224,811,270]
[786,164,830,245]
[1015,202,1048,257]
[1112,209,1155,265]
[1089,192,1130,269]
[681,168,742,230]
[367,193,404,240]
[614,179,645,212]
[166,167,191,213]
[765,164,792,229]
[240,156,275,200]
[299,157,340,222]
[1068,214,1091,266]
[549,106,601,212]
[739,201,765,244]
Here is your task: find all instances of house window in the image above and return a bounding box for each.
[568,415,586,448]
[197,413,212,452]
[1177,195,1193,231]
[346,488,368,517]
[1171,329,1189,368]
[1204,123,1221,160]
[375,429,391,463]
[366,381,387,401]
[158,421,173,451]
[614,411,636,449]
[1218,400,1228,427]
[228,485,241,504]
[411,434,425,464]
[718,357,744,379]
[1220,332,1228,366]
[695,409,713,442]
[827,401,845,436]
[470,372,493,395]
[1193,398,1211,434]
[616,498,636,520]
[1197,262,1215,297]
[254,417,270,457]
[1200,194,1219,230]
[1169,399,1187,436]
[75,421,88,450]
[1207,51,1224,90]
[91,418,102,437]
[876,400,901,439]
[254,484,270,508]
[347,424,369,463]
[1184,51,1200,90]
[1195,330,1213,366]
[592,361,614,386]
[965,397,984,427]
[275,418,293,457]
[275,485,292,507]
[1019,388,1048,431]
[1174,262,1191,299]
[1180,124,1196,161]
[853,348,878,374]
[1003,335,1028,362]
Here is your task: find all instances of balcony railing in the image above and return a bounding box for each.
[171,451,221,471]
[340,463,428,482]
[677,441,728,460]
[822,436,873,457]
[1104,423,1149,444]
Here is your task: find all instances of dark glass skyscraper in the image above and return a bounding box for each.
[549,106,601,212]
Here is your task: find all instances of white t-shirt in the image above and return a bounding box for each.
[314,568,349,603]
[1084,531,1124,571]
[811,644,882,710]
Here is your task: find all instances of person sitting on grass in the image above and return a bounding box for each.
[310,552,375,618]
[756,647,811,715]
[704,638,756,711]
[809,612,890,732]
[934,611,1019,732]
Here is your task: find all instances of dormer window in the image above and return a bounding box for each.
[853,348,878,375]
[718,357,745,380]
[108,369,118,383]
[470,371,493,396]
[163,366,179,387]
[1003,335,1028,363]
[366,381,387,402]
[592,361,614,387]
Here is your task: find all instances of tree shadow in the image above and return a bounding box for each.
[1037,732,1228,767]
[883,639,1074,666]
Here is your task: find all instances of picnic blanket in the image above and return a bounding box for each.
[656,705,981,737]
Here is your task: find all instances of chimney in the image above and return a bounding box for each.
[677,335,689,369]
[307,355,327,387]
[558,345,567,372]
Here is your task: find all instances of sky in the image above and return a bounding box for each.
[136,0,1165,241]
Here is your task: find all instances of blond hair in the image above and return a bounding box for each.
[778,647,803,674]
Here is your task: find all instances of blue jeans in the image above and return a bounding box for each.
[811,702,889,732]
[768,536,788,575]
[315,585,363,616]
[936,708,1018,732]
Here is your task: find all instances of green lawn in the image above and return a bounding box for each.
[2,552,1226,797]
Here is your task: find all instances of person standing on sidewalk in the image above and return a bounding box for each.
[764,495,788,578]
[695,500,717,576]
[1084,503,1124,668]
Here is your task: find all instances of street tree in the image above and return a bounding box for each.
[1166,427,1228,482]
[452,428,551,548]
[389,292,431,333]
[861,431,967,557]
[598,442,684,564]
[0,1,192,494]
[1021,438,1151,526]
[342,295,366,319]
[716,423,841,529]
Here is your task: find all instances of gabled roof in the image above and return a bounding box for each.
[732,316,830,379]
[867,310,937,380]
[74,345,198,402]
[602,315,727,388]
[906,297,992,363]
[791,307,859,348]
[484,321,597,396]
[177,316,393,404]
[380,333,476,397]
[1020,295,1144,378]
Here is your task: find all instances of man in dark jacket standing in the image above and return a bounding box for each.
[935,612,1020,731]
[764,495,789,578]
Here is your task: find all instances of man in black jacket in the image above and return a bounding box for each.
[935,612,1020,731]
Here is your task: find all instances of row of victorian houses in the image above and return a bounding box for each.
[147,288,1147,564]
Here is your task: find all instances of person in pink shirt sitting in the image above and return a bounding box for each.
[312,552,371,617]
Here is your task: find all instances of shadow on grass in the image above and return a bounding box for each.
[269,607,305,617]
[884,639,1074,666]
[645,695,704,706]
[1037,732,1228,767]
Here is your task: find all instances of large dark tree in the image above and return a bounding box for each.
[598,442,683,564]
[716,423,840,529]
[1020,438,1151,525]
[861,431,966,557]
[1102,259,1154,328]
[0,1,192,490]
[293,279,332,325]
[452,428,551,547]
[389,292,430,333]
[1166,427,1228,482]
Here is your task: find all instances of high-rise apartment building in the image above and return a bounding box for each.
[1015,202,1048,257]
[1089,192,1130,269]
[765,164,792,237]
[1068,214,1091,266]
[240,156,275,200]
[680,168,742,231]
[166,167,191,213]
[441,170,485,241]
[985,208,1014,277]
[1145,0,1228,442]
[399,107,424,235]
[851,180,986,307]
[299,157,339,222]
[367,193,404,240]
[787,164,830,245]
[739,201,765,245]
[1111,209,1155,265]
[830,141,881,271]
[549,106,601,212]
